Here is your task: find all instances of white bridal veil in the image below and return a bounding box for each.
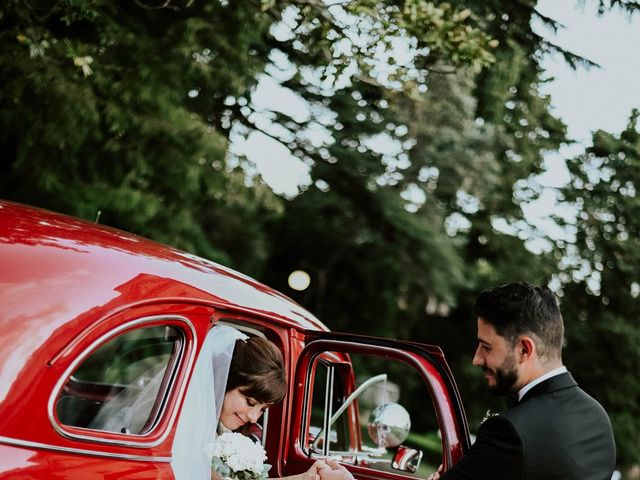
[172,324,248,480]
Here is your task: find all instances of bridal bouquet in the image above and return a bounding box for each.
[208,432,271,480]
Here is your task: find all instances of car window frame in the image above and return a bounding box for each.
[48,315,196,448]
[291,333,471,476]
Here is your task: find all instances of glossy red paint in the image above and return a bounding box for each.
[0,201,326,478]
[0,201,470,479]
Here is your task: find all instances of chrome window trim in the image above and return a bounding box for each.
[321,364,335,457]
[300,352,326,457]
[48,315,197,448]
[0,435,171,463]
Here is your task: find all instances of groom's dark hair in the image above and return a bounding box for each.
[226,336,286,405]
[473,282,565,363]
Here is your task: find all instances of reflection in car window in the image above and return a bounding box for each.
[56,325,183,435]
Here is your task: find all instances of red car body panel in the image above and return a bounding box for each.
[0,200,469,479]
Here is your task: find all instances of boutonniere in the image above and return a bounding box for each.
[481,410,499,424]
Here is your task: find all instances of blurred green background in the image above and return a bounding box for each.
[1,0,638,476]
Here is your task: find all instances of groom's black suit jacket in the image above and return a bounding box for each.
[441,372,616,480]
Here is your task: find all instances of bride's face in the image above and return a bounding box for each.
[220,387,270,430]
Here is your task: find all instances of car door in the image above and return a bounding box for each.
[284,331,470,480]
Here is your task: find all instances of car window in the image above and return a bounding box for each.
[306,351,441,476]
[55,325,183,435]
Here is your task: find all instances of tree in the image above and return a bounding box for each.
[0,0,287,266]
[0,0,495,266]
[556,110,640,468]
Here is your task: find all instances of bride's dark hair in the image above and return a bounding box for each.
[226,336,286,405]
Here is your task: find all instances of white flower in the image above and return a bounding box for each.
[73,56,94,77]
[211,432,269,479]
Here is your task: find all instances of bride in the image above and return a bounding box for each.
[173,324,348,480]
[218,328,285,437]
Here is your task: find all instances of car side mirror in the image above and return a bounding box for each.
[367,402,411,448]
[391,445,423,473]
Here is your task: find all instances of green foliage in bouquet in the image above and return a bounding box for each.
[212,456,270,480]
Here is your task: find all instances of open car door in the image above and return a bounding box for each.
[284,332,471,480]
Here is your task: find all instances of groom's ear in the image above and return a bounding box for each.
[517,337,535,362]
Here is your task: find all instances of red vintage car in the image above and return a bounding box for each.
[0,200,470,479]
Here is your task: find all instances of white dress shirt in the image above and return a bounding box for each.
[517,366,568,401]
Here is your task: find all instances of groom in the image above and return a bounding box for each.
[431,282,616,480]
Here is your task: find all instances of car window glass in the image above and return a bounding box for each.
[56,325,183,435]
[306,352,441,476]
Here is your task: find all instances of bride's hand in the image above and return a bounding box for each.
[427,464,444,480]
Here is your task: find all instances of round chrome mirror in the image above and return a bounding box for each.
[367,402,411,448]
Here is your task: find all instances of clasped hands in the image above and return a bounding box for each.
[305,459,354,480]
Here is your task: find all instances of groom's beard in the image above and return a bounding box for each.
[484,354,519,396]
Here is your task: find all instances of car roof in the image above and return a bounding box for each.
[0,200,326,361]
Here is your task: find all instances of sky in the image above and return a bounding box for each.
[536,0,640,145]
[235,2,640,203]
[523,1,640,243]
